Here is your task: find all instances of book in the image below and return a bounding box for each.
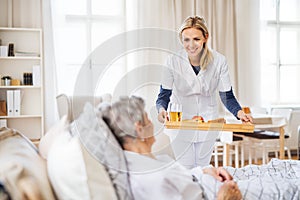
[14,90,21,116]
[14,51,40,57]
[6,90,14,116]
[32,65,41,86]
[0,46,8,57]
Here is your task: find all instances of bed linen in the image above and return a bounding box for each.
[198,159,300,199]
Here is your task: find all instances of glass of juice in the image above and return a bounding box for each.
[168,102,182,122]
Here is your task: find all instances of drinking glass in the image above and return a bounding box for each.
[168,102,182,122]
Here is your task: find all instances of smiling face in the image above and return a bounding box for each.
[182,27,207,60]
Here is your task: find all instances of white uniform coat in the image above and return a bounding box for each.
[124,151,207,200]
[162,49,232,142]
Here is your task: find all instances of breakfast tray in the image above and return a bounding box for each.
[164,120,254,133]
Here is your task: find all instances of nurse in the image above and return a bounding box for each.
[156,16,253,169]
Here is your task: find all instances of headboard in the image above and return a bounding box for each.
[56,94,111,122]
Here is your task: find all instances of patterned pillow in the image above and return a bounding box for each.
[70,102,133,200]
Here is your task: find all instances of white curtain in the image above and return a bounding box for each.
[42,0,59,131]
[11,0,42,28]
[235,0,261,107]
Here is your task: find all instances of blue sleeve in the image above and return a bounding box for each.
[156,85,172,112]
[219,87,242,118]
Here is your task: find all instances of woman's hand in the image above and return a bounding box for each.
[157,109,168,123]
[203,167,233,182]
[237,110,253,124]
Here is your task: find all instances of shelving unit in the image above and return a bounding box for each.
[0,27,44,139]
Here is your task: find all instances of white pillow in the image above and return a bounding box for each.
[39,115,69,159]
[47,130,117,200]
[47,131,89,199]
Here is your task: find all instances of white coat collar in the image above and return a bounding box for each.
[178,50,201,76]
[179,49,215,77]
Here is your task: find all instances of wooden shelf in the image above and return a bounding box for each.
[0,56,41,60]
[0,115,42,119]
[0,27,42,32]
[0,86,41,89]
[0,1,44,140]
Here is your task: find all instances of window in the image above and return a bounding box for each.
[260,0,300,104]
[52,0,125,95]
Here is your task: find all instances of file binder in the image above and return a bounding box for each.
[14,90,21,116]
[32,65,41,86]
[6,90,14,116]
[0,46,8,57]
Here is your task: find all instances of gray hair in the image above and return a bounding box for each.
[101,96,146,147]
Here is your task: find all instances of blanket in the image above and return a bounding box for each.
[198,159,300,200]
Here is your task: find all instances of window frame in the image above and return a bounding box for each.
[53,0,126,95]
[261,0,300,104]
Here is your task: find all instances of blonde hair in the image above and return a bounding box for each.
[179,16,213,70]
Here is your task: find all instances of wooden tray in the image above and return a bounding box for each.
[165,120,254,133]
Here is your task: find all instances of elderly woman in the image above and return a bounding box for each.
[101,96,241,200]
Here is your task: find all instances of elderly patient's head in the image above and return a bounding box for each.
[102,96,155,155]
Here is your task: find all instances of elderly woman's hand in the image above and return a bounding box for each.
[203,167,233,182]
[217,180,242,200]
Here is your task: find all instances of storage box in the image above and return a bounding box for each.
[0,46,8,57]
[11,79,21,86]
